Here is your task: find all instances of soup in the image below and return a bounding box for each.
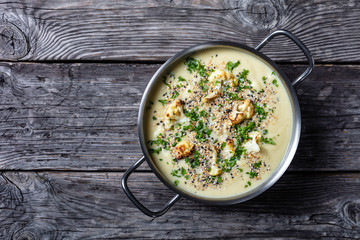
[145,47,293,198]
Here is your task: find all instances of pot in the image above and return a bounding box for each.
[122,29,314,218]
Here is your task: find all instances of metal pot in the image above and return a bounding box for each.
[122,30,314,218]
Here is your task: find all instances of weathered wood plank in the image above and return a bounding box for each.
[0,63,359,171]
[0,171,359,239]
[0,1,359,62]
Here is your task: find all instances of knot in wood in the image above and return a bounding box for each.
[0,71,25,97]
[342,201,360,228]
[14,232,35,240]
[0,22,29,60]
[12,220,59,240]
[0,174,23,209]
[227,0,282,29]
[22,125,33,136]
[0,72,11,88]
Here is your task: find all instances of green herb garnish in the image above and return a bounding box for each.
[171,170,181,177]
[148,134,170,150]
[246,170,258,178]
[253,160,262,168]
[184,57,209,78]
[220,142,226,150]
[178,76,187,82]
[184,108,199,122]
[162,76,171,89]
[272,79,279,87]
[254,103,268,122]
[200,110,208,118]
[158,99,168,106]
[239,69,249,79]
[174,180,179,186]
[260,136,276,145]
[149,147,162,154]
[226,60,240,73]
[171,90,180,99]
[227,92,241,101]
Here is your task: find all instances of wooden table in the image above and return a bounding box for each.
[1,1,359,239]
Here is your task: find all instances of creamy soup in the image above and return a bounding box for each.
[145,47,293,198]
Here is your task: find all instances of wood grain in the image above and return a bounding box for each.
[0,1,359,239]
[0,171,359,239]
[0,62,359,171]
[0,0,359,62]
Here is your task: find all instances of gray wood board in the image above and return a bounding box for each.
[0,1,358,62]
[0,171,359,239]
[1,63,359,171]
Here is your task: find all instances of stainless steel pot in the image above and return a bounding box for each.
[122,30,314,218]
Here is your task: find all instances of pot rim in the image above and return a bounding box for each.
[137,41,301,205]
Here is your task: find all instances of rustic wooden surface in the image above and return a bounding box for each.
[0,0,359,239]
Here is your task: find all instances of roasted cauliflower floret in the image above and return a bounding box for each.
[228,99,255,125]
[243,131,261,153]
[203,70,235,102]
[209,165,222,176]
[164,99,184,129]
[208,69,235,83]
[221,139,235,160]
[173,140,195,159]
[203,89,221,102]
[208,146,222,176]
[165,99,184,119]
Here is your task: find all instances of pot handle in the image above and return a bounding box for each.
[121,156,181,218]
[255,29,314,87]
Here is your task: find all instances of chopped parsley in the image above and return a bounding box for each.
[162,76,171,89]
[199,110,208,118]
[174,180,179,186]
[171,169,181,177]
[246,170,258,178]
[224,84,231,91]
[149,147,162,154]
[220,157,238,172]
[239,69,249,79]
[184,57,209,78]
[171,90,180,99]
[227,92,242,101]
[158,99,168,106]
[235,121,256,143]
[148,134,170,150]
[193,120,212,142]
[152,116,156,120]
[199,78,209,92]
[226,60,240,73]
[272,79,279,87]
[178,76,187,82]
[253,160,262,168]
[262,76,266,84]
[184,108,199,122]
[260,136,276,145]
[185,151,201,168]
[220,142,226,150]
[254,103,268,122]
